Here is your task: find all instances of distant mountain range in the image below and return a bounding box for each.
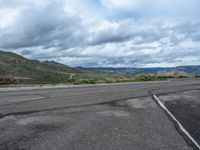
[83,66,200,76]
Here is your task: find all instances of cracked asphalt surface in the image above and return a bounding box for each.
[0,80,200,150]
[159,89,200,148]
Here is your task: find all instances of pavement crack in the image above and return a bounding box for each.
[0,95,149,120]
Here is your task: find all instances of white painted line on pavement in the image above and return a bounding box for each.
[153,94,200,150]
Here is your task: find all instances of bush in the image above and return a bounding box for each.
[73,79,96,85]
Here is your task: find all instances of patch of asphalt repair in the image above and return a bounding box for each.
[0,96,191,150]
[156,90,200,150]
[152,94,200,150]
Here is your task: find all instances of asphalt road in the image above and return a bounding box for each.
[159,89,200,148]
[0,80,200,150]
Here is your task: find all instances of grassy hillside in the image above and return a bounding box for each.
[1,50,198,86]
[0,51,82,84]
[0,51,133,85]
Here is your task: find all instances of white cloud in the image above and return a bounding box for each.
[0,0,200,67]
[0,8,20,28]
[100,0,139,10]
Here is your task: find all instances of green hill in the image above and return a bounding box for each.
[0,51,83,84]
[0,51,131,85]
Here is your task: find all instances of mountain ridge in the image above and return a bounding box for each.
[0,50,84,84]
[0,50,132,84]
[1,50,199,85]
[83,65,200,76]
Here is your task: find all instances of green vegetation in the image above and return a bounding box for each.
[0,51,83,84]
[116,75,168,83]
[134,75,168,81]
[1,50,195,87]
[0,51,134,85]
[73,79,96,85]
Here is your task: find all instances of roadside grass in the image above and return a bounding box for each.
[115,75,167,83]
[1,75,198,88]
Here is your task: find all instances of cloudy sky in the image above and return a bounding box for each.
[0,0,200,67]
